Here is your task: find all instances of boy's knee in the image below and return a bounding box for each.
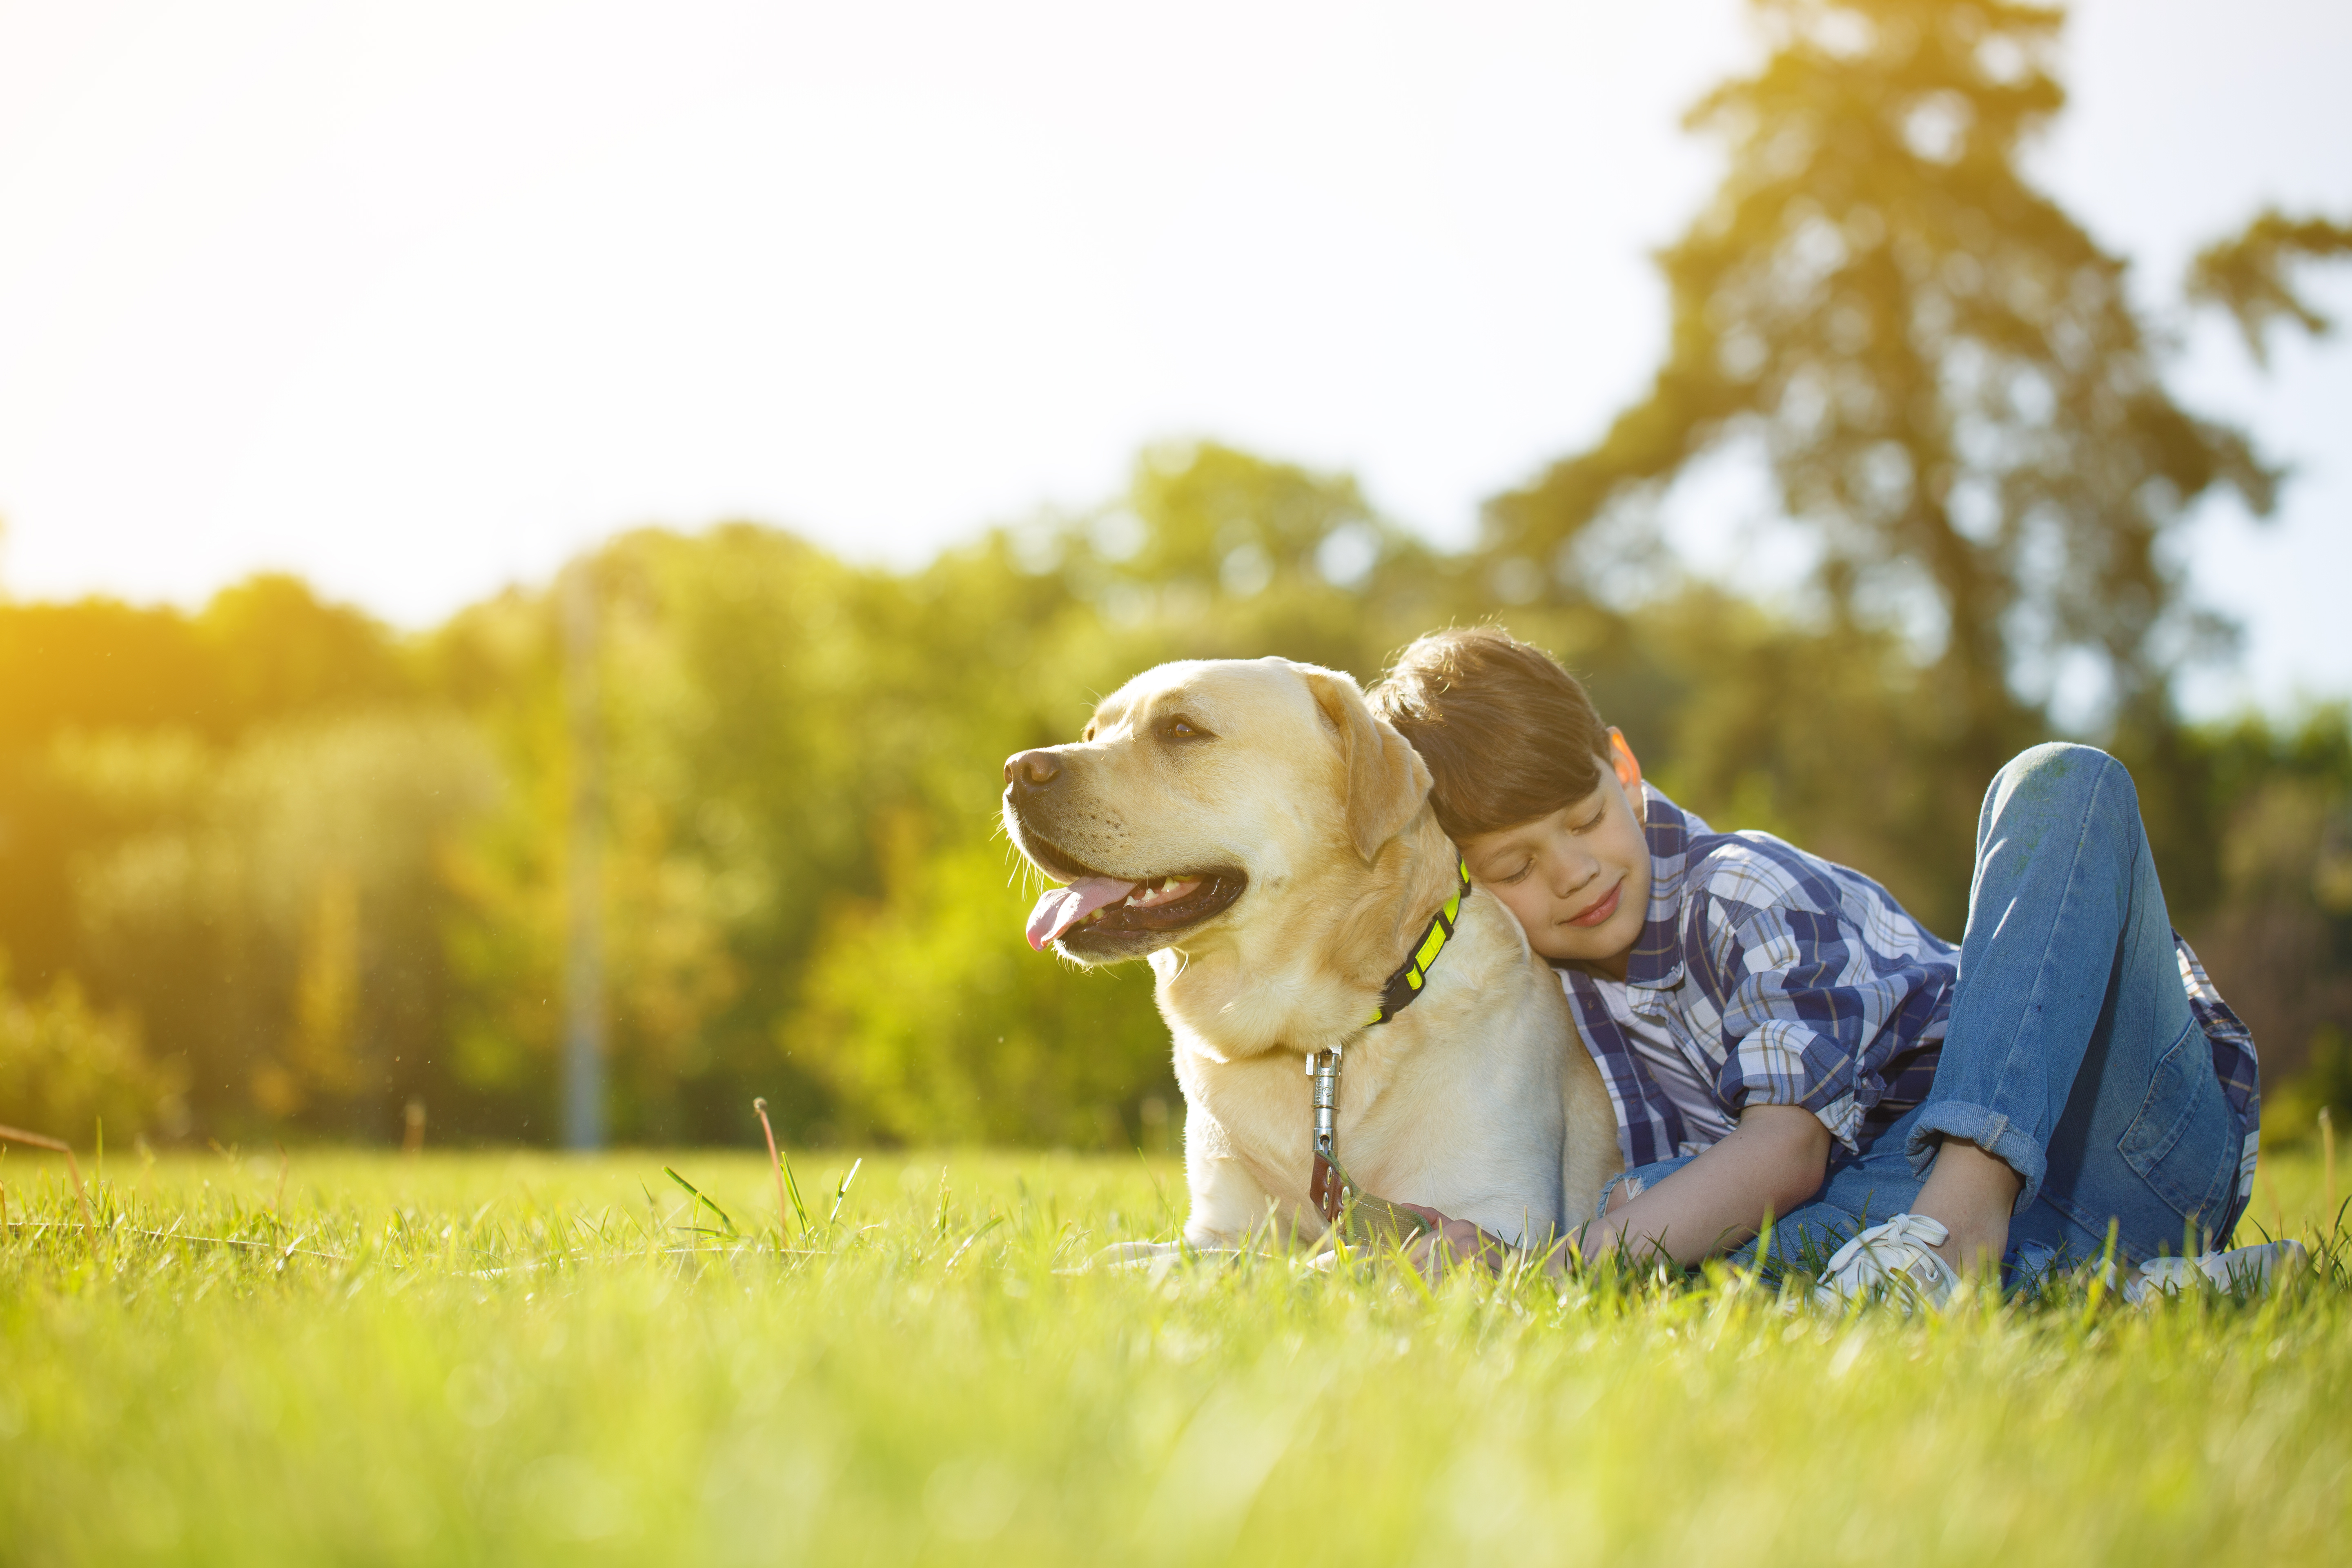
[1987,742,2136,831]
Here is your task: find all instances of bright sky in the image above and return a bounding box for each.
[0,0,2345,716]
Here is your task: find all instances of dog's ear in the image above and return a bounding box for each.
[1302,666,1431,863]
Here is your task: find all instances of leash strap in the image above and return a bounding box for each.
[1311,854,1471,1228]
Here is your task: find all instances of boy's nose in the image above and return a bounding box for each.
[1554,858,1599,896]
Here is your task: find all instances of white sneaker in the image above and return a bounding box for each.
[1810,1214,1964,1312]
[2121,1239,2306,1305]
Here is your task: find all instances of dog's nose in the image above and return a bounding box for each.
[1004,748,1063,790]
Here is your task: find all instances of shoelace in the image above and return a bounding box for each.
[1822,1213,1952,1290]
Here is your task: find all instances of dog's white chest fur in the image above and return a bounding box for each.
[1176,1013,1569,1244]
[1167,890,1603,1248]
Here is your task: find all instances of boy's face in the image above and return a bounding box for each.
[1457,729,1650,978]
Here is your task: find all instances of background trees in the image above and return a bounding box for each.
[3,432,2345,1149]
[2,0,2346,1149]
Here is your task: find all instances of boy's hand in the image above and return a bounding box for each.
[1397,1204,1516,1276]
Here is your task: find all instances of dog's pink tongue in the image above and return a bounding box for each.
[1026,878,1138,951]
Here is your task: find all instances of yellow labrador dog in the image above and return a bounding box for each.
[1002,656,1618,1251]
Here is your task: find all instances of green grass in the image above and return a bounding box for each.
[1,1145,2347,1567]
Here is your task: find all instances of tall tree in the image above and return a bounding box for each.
[1487,0,2274,787]
[2187,208,2352,368]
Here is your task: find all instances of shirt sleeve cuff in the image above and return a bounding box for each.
[1725,1020,1864,1152]
[1809,1093,1864,1153]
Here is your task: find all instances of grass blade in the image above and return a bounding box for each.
[828,1157,863,1229]
[663,1166,739,1237]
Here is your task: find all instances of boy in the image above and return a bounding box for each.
[1368,626,2274,1303]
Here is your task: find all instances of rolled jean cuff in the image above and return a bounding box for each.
[1595,1156,1696,1223]
[1904,1104,2046,1214]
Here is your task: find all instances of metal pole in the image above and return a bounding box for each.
[561,561,606,1151]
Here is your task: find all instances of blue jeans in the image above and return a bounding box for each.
[1600,744,2246,1277]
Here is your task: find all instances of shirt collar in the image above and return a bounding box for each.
[1617,782,1705,990]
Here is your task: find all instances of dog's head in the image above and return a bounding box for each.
[1002,657,1431,964]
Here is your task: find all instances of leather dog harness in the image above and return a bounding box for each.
[1305,853,1472,1229]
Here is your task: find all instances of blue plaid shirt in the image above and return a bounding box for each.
[1561,786,2261,1189]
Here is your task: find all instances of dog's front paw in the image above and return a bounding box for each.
[1088,1240,1191,1271]
[1064,1239,1254,1278]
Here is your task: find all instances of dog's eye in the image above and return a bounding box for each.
[1082,722,1097,742]
[1161,715,1208,742]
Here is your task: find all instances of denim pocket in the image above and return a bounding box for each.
[2116,1020,2237,1227]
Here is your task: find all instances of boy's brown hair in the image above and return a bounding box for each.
[1368,626,1613,840]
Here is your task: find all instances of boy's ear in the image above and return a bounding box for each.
[1609,728,1645,820]
[1303,667,1432,862]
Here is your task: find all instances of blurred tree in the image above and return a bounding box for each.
[2183,706,2352,1101]
[65,713,496,1140]
[1617,592,1946,899]
[286,866,364,1113]
[789,820,1169,1147]
[437,526,993,1143]
[0,600,216,739]
[2188,209,2352,367]
[0,603,214,990]
[0,578,416,993]
[1483,0,2277,925]
[196,573,412,731]
[2,425,2347,1145]
[0,950,184,1143]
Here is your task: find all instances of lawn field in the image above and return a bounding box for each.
[1,1145,2347,1566]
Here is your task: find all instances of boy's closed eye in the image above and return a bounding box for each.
[1492,802,1607,885]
